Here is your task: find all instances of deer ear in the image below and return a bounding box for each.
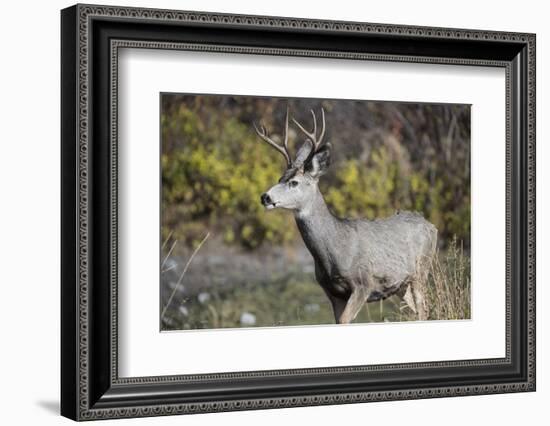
[305,143,331,179]
[294,140,313,165]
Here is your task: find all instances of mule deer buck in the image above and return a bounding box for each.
[254,107,437,323]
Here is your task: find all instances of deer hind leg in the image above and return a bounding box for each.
[412,256,438,321]
[401,284,417,314]
[398,279,427,320]
[411,280,428,321]
[410,258,431,321]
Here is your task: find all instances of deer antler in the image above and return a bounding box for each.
[253,107,291,166]
[292,108,326,152]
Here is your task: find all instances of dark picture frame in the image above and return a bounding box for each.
[61,4,536,421]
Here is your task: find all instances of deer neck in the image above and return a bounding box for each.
[294,188,340,265]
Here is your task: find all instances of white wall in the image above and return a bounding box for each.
[0,0,546,424]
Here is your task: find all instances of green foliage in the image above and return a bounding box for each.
[162,106,294,248]
[325,147,397,219]
[324,146,470,245]
[161,96,471,249]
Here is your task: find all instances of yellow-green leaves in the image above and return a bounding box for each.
[162,107,294,249]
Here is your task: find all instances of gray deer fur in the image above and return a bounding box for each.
[255,108,438,323]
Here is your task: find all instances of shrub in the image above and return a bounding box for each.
[162,106,295,249]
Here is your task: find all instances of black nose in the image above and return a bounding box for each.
[261,193,272,206]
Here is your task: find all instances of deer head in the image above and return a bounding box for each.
[254,107,331,212]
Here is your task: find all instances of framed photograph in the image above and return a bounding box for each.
[61,4,536,421]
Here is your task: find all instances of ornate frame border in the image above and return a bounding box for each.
[61,3,536,421]
[109,40,512,384]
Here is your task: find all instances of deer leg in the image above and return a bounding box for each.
[411,281,428,321]
[402,284,417,314]
[411,255,432,321]
[338,289,368,324]
[328,296,347,324]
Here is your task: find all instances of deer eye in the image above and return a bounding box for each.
[289,180,299,188]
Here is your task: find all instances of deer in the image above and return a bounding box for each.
[254,107,438,324]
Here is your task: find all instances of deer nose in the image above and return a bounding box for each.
[261,193,272,206]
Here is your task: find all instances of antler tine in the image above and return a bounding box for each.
[310,109,317,144]
[292,112,315,141]
[318,108,326,147]
[283,106,290,156]
[253,117,291,166]
[292,108,326,151]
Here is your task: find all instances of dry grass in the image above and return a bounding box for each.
[364,236,471,323]
[160,232,210,322]
[424,237,471,320]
